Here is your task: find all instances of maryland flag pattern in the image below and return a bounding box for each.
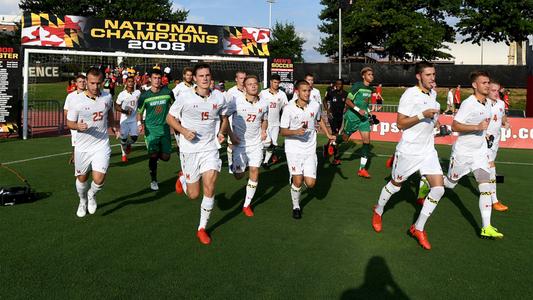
[21,13,86,48]
[223,26,270,57]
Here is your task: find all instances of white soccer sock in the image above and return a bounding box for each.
[244,179,258,207]
[263,149,273,164]
[415,186,444,231]
[290,184,302,209]
[444,177,457,189]
[89,181,104,196]
[120,138,128,156]
[227,146,233,174]
[360,157,368,169]
[198,196,215,230]
[479,183,492,228]
[179,174,188,195]
[75,179,89,203]
[374,182,401,216]
[489,166,498,204]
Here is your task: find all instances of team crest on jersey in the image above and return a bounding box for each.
[212,104,218,109]
[453,173,459,179]
[396,175,403,181]
[258,108,262,113]
[310,112,314,117]
[291,166,296,171]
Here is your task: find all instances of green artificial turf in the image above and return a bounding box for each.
[1,136,532,298]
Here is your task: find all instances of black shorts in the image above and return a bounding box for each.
[329,114,343,135]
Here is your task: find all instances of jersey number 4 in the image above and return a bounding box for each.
[92,111,103,121]
[246,114,257,122]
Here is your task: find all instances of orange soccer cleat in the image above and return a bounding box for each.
[386,155,394,168]
[358,169,371,178]
[243,206,254,217]
[175,171,184,194]
[409,224,431,250]
[372,206,382,232]
[492,201,508,212]
[121,155,128,163]
[416,198,425,206]
[196,228,211,245]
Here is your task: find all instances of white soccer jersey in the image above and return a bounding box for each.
[280,99,322,155]
[168,89,226,154]
[226,94,269,148]
[172,81,194,100]
[116,89,141,123]
[447,90,454,106]
[259,88,288,126]
[396,86,439,155]
[226,85,245,103]
[67,92,113,153]
[292,87,322,105]
[452,95,491,154]
[64,90,83,111]
[486,98,506,137]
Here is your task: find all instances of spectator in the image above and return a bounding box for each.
[454,84,461,109]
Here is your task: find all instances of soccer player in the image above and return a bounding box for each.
[454,84,461,109]
[171,67,195,150]
[137,68,174,191]
[115,76,141,163]
[486,81,510,211]
[66,67,116,217]
[225,70,247,172]
[446,87,454,114]
[226,75,269,216]
[444,71,503,239]
[64,74,86,164]
[292,73,322,105]
[371,61,443,250]
[167,63,228,245]
[259,74,288,167]
[281,80,336,219]
[332,67,375,177]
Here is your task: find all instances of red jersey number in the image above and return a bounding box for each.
[270,102,277,108]
[92,111,103,121]
[201,112,209,120]
[246,114,257,122]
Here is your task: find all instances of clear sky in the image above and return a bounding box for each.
[1,0,511,64]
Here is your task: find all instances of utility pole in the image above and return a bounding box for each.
[267,0,276,29]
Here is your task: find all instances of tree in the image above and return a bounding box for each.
[269,21,306,62]
[19,0,188,22]
[454,0,533,45]
[317,0,456,61]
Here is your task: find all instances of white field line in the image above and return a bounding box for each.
[2,145,533,166]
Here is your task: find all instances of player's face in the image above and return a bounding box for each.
[236,73,246,87]
[270,79,280,90]
[473,76,490,96]
[126,77,135,89]
[305,76,314,87]
[298,84,311,102]
[86,73,103,96]
[363,71,374,84]
[183,71,193,83]
[194,67,212,89]
[489,83,500,100]
[150,74,162,88]
[416,67,436,91]
[335,80,343,90]
[244,78,259,96]
[75,78,86,90]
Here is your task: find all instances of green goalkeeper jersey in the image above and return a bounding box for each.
[137,86,174,137]
[346,81,374,121]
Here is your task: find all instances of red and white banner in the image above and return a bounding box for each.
[350,112,533,150]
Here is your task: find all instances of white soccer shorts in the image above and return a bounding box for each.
[70,129,77,147]
[447,148,490,181]
[263,125,280,147]
[286,152,318,179]
[74,147,111,176]
[179,150,222,183]
[391,149,443,183]
[232,144,263,173]
[487,138,500,162]
[119,121,138,137]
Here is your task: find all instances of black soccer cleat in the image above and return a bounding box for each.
[292,208,302,219]
[262,162,271,170]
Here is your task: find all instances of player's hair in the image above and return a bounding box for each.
[336,78,343,84]
[295,80,310,90]
[75,74,86,80]
[414,61,434,74]
[304,73,314,79]
[86,67,103,78]
[235,70,246,77]
[193,63,211,76]
[360,67,373,76]
[271,74,281,81]
[244,75,258,83]
[470,70,490,83]
[182,67,193,75]
[490,79,500,87]
[149,68,163,77]
[126,75,135,81]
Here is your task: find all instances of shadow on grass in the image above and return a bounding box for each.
[340,256,410,300]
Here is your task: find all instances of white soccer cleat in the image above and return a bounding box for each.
[87,190,97,214]
[150,181,159,191]
[76,202,87,218]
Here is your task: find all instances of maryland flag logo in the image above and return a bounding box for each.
[21,13,86,48]
[223,26,270,57]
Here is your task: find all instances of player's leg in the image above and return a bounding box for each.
[287,152,304,219]
[197,169,219,244]
[357,125,372,178]
[243,146,262,216]
[474,168,503,239]
[262,127,274,166]
[176,152,201,199]
[145,134,161,190]
[128,121,138,154]
[489,144,508,211]
[270,126,280,163]
[232,146,247,180]
[158,134,172,162]
[302,153,318,188]
[74,151,91,218]
[86,148,111,215]
[119,120,130,162]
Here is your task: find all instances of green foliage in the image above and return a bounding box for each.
[269,21,306,62]
[454,0,533,44]
[19,0,188,22]
[318,0,455,61]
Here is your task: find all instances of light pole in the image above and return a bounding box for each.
[339,6,342,79]
[267,0,276,29]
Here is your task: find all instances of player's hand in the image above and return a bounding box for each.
[138,124,144,134]
[261,130,267,141]
[327,134,336,142]
[358,109,366,116]
[184,129,196,141]
[477,120,489,131]
[217,133,225,144]
[113,127,120,139]
[77,120,88,132]
[295,127,306,136]
[422,109,439,119]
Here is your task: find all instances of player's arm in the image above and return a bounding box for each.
[261,118,268,141]
[279,111,305,137]
[66,109,88,132]
[451,120,487,133]
[502,114,510,129]
[345,93,366,116]
[397,110,439,130]
[166,104,196,141]
[218,115,229,143]
[107,105,119,138]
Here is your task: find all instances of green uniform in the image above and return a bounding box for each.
[344,82,374,134]
[137,86,174,154]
